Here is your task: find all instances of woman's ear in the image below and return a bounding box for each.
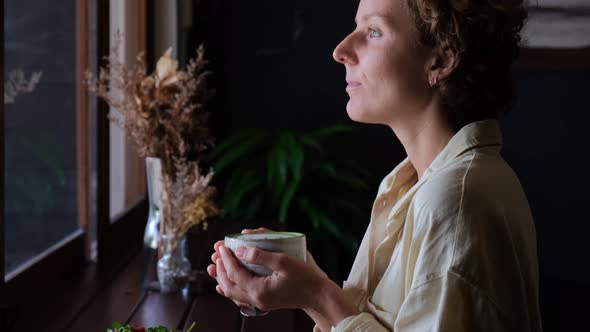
[427,47,459,86]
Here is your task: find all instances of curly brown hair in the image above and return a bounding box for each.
[406,0,528,132]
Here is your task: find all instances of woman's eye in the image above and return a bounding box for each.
[369,29,382,38]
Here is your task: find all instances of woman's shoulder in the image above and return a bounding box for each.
[412,148,524,222]
[405,151,537,323]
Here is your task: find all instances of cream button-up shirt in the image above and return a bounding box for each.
[314,120,542,332]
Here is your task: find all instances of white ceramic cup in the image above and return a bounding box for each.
[224,231,307,316]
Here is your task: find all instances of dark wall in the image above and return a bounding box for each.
[184,0,589,330]
[184,0,402,183]
[503,70,590,331]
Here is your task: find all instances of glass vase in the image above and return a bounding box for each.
[143,157,162,290]
[157,234,191,293]
[144,157,162,249]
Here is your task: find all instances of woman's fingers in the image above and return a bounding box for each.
[236,246,288,271]
[241,227,272,234]
[214,240,225,251]
[212,240,224,263]
[211,251,220,263]
[215,285,249,308]
[216,259,235,289]
[219,246,254,283]
[232,300,251,307]
[212,262,251,308]
[207,264,217,278]
[216,259,252,304]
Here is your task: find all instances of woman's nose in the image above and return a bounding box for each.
[333,34,355,65]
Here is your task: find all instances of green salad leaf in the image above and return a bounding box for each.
[107,321,196,332]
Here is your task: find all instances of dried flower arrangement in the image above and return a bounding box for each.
[85,33,219,248]
[4,69,42,104]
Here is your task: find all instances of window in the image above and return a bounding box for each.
[0,1,150,323]
[519,0,590,69]
[108,0,149,221]
[3,0,84,277]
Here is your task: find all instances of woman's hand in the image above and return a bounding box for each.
[206,227,330,312]
[207,227,269,308]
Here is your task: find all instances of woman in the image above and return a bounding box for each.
[207,0,542,331]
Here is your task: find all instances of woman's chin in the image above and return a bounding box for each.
[346,103,379,124]
[346,103,365,122]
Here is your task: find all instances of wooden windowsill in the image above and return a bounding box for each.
[4,200,149,331]
[5,210,315,331]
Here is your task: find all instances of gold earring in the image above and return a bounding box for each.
[429,76,438,88]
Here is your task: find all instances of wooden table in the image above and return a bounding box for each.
[62,249,315,332]
[3,217,316,332]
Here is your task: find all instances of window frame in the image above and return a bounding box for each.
[98,0,149,260]
[0,0,91,305]
[0,0,5,311]
[519,3,590,70]
[0,0,150,315]
[518,47,590,70]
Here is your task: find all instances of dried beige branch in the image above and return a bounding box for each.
[85,32,219,242]
[4,69,43,104]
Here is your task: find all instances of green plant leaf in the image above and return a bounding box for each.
[327,154,376,181]
[209,124,374,283]
[185,321,196,332]
[297,196,352,244]
[330,173,370,191]
[208,128,263,161]
[221,157,267,220]
[211,131,268,175]
[300,136,323,153]
[287,134,305,181]
[314,211,359,254]
[297,197,320,230]
[298,197,343,236]
[244,194,263,222]
[312,162,337,177]
[312,162,370,191]
[267,132,289,201]
[306,123,353,138]
[146,326,172,332]
[278,176,301,223]
[330,198,367,221]
[318,213,345,240]
[222,169,263,216]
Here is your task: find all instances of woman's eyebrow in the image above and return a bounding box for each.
[354,13,389,25]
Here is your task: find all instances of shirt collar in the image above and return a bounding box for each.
[377,158,416,197]
[379,119,502,195]
[378,119,502,224]
[424,119,502,176]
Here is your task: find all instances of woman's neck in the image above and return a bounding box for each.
[389,105,455,180]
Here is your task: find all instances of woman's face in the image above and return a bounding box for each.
[333,0,433,125]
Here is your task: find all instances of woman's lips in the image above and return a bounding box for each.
[346,81,362,91]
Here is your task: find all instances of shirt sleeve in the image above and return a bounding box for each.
[312,315,356,332]
[394,270,510,332]
[311,282,391,332]
[313,313,390,332]
[313,271,509,332]
[333,313,391,332]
